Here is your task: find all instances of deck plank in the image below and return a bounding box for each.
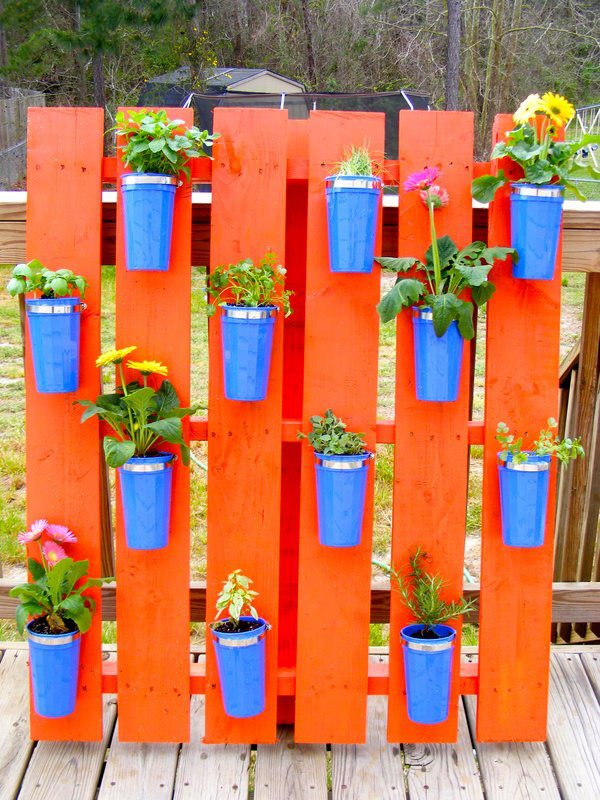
[546,653,600,798]
[173,696,250,800]
[580,651,600,702]
[464,696,560,799]
[255,725,327,800]
[0,651,34,800]
[331,697,406,799]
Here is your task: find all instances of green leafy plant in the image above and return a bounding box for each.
[335,145,377,177]
[6,259,87,299]
[297,409,367,455]
[114,109,219,180]
[374,548,476,636]
[77,346,198,468]
[472,92,600,203]
[206,252,292,317]
[496,419,585,466]
[9,520,113,635]
[376,168,515,338]
[214,570,259,631]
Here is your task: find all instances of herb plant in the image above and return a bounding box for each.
[376,168,515,338]
[496,419,584,466]
[78,346,198,468]
[6,259,87,299]
[297,409,367,455]
[115,109,219,180]
[214,570,259,630]
[335,145,376,177]
[10,520,113,635]
[206,252,292,317]
[472,92,600,203]
[374,548,476,636]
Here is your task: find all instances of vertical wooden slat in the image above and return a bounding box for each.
[387,110,474,743]
[115,107,192,742]
[25,107,104,740]
[294,110,384,744]
[205,108,288,744]
[477,114,561,741]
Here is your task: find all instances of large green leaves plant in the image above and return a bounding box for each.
[496,419,585,466]
[6,259,87,299]
[206,252,292,317]
[297,409,367,455]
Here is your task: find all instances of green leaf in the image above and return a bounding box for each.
[454,261,492,287]
[27,557,46,581]
[524,160,555,184]
[65,604,92,634]
[121,386,155,419]
[480,246,516,264]
[49,277,69,296]
[471,281,496,307]
[103,437,136,468]
[427,293,462,337]
[377,279,424,323]
[426,236,457,270]
[148,138,165,153]
[471,170,507,203]
[374,257,422,273]
[146,417,183,444]
[456,300,475,340]
[152,380,179,415]
[62,559,89,596]
[46,557,74,605]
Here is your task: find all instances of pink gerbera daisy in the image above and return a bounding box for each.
[42,540,67,567]
[17,519,48,545]
[46,524,77,544]
[403,166,441,193]
[420,184,450,209]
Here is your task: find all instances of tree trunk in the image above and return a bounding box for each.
[92,50,106,110]
[0,0,7,70]
[301,0,317,89]
[444,0,462,110]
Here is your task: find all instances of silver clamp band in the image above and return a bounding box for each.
[505,459,551,472]
[26,302,84,315]
[404,638,454,653]
[211,622,271,648]
[315,453,373,470]
[222,306,278,320]
[326,176,382,191]
[28,629,81,646]
[121,174,178,186]
[511,184,564,198]
[120,460,173,473]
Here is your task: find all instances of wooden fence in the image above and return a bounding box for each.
[0,88,45,189]
[12,106,599,745]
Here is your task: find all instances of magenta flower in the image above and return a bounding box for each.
[42,540,67,567]
[46,524,77,544]
[17,519,48,545]
[420,184,450,209]
[403,166,441,193]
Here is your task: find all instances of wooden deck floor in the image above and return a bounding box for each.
[0,645,599,800]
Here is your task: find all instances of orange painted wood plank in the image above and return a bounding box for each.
[114,108,192,742]
[388,111,474,743]
[204,108,288,744]
[294,111,384,744]
[477,115,561,741]
[25,107,104,740]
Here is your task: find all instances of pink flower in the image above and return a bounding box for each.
[17,519,47,545]
[46,524,77,544]
[404,166,441,193]
[42,540,67,567]
[419,184,450,209]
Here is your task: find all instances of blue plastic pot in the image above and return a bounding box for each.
[211,616,270,718]
[498,453,551,548]
[121,173,177,271]
[325,175,381,273]
[314,452,373,547]
[221,305,277,401]
[26,297,82,393]
[27,621,81,718]
[510,184,564,280]
[401,623,455,725]
[118,453,174,550]
[412,308,464,402]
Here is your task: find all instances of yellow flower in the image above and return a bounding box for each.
[127,359,168,377]
[539,92,575,128]
[96,346,137,367]
[513,94,543,125]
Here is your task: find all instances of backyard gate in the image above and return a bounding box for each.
[24,106,560,744]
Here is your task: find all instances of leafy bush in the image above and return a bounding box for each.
[298,409,367,455]
[214,570,259,630]
[496,419,585,465]
[6,259,87,299]
[206,252,292,317]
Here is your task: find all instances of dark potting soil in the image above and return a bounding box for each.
[411,628,442,640]
[213,618,263,634]
[28,616,79,636]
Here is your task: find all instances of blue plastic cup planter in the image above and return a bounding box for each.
[325,175,382,273]
[121,173,178,271]
[211,616,271,718]
[27,621,81,718]
[412,307,464,402]
[25,297,83,393]
[498,453,551,548]
[220,305,277,402]
[118,453,174,550]
[314,452,374,547]
[401,623,455,725]
[510,184,564,280]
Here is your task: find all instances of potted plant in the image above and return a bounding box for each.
[209,570,271,719]
[78,347,198,550]
[9,520,113,718]
[376,169,515,402]
[298,409,374,547]
[326,145,382,273]
[374,549,476,725]
[6,259,87,394]
[206,252,292,402]
[472,92,600,280]
[496,419,584,547]
[115,109,218,272]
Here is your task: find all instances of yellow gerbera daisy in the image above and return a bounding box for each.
[127,359,168,377]
[95,346,137,367]
[513,93,543,126]
[539,92,575,128]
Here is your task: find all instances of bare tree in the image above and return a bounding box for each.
[445,0,461,109]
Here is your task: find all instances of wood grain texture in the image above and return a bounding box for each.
[294,110,384,743]
[114,107,193,742]
[25,107,104,740]
[388,110,474,743]
[255,726,328,800]
[580,650,600,700]
[0,651,34,799]
[477,114,561,742]
[205,108,288,743]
